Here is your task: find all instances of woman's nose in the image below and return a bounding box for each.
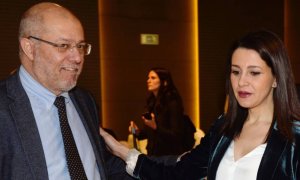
[238,74,249,86]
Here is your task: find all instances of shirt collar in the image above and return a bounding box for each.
[19,65,71,107]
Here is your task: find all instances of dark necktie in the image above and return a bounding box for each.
[54,96,88,180]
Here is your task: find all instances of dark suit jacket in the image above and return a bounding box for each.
[134,115,300,180]
[0,72,134,180]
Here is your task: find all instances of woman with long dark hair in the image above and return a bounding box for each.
[100,30,300,179]
[130,67,187,156]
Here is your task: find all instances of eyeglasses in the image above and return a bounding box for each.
[27,36,92,55]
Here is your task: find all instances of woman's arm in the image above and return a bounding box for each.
[99,115,225,180]
[100,127,131,160]
[99,127,208,180]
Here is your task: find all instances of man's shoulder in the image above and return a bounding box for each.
[69,86,98,109]
[0,79,7,93]
[69,86,94,100]
[0,74,13,89]
[0,73,20,98]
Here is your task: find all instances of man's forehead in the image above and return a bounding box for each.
[28,3,76,22]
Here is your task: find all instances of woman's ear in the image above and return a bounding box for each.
[20,37,34,61]
[272,80,277,88]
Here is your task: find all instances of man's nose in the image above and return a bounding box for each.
[68,47,83,63]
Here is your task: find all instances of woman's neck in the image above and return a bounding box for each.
[153,90,158,97]
[247,106,274,124]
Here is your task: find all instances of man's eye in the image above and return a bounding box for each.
[76,44,86,49]
[59,44,70,49]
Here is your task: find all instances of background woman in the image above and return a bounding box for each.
[130,67,189,156]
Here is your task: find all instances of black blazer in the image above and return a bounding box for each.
[0,71,134,180]
[134,115,300,180]
[138,94,185,156]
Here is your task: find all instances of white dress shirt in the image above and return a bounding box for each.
[19,66,100,180]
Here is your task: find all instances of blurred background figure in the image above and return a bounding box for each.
[129,67,195,156]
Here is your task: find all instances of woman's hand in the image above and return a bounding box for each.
[99,127,130,161]
[128,121,140,135]
[142,113,157,130]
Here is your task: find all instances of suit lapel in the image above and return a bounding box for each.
[7,74,48,180]
[257,128,288,180]
[69,90,108,180]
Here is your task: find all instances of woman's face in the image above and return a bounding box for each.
[147,70,161,95]
[230,48,276,111]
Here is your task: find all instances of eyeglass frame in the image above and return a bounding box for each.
[27,36,92,55]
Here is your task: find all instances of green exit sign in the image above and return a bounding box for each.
[140,34,159,45]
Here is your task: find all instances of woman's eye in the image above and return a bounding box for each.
[250,71,261,76]
[231,70,239,75]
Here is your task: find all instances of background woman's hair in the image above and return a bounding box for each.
[146,67,183,113]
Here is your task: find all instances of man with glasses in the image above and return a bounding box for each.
[0,2,134,180]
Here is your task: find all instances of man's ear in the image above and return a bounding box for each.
[20,37,34,60]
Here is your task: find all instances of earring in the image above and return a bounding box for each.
[272,82,277,88]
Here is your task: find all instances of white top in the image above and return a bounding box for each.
[216,141,266,180]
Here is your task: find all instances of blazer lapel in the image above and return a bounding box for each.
[208,135,232,179]
[69,90,108,180]
[257,128,288,180]
[7,74,48,179]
